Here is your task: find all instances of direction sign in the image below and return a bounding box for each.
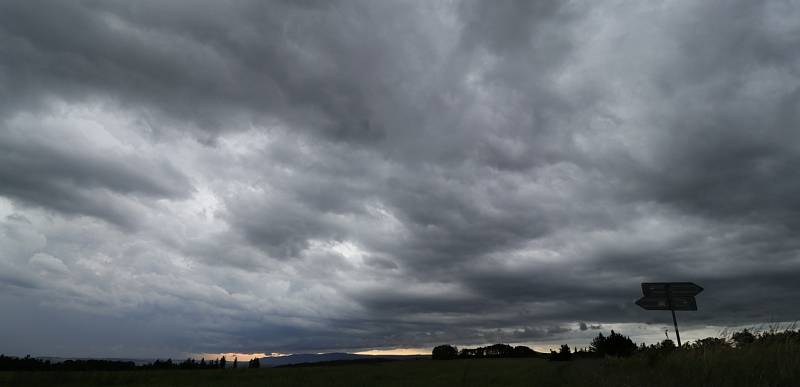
[636,295,697,311]
[641,282,703,298]
[635,296,670,310]
[635,282,703,347]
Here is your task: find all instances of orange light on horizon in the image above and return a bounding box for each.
[354,348,430,356]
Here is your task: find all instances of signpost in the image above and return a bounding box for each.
[635,282,703,346]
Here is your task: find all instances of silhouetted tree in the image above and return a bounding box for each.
[484,344,514,357]
[549,344,573,361]
[179,358,196,369]
[459,347,485,358]
[0,355,51,371]
[432,344,459,360]
[590,330,637,357]
[454,344,543,359]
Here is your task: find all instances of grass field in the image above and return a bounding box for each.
[2,341,798,387]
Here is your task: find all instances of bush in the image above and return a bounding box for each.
[591,330,637,357]
[690,337,730,351]
[457,344,542,358]
[659,339,676,351]
[432,345,459,360]
[549,344,573,361]
[731,329,755,347]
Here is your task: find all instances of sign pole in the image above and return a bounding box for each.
[636,281,702,349]
[671,309,681,347]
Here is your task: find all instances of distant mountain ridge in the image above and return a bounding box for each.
[257,353,428,367]
[34,357,154,366]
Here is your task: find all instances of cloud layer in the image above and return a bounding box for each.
[1,0,799,357]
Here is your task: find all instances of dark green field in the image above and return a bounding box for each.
[2,342,798,387]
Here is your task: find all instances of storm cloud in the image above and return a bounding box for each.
[1,0,799,357]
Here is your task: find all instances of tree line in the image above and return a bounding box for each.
[0,354,262,371]
[431,331,637,361]
[433,328,800,362]
[432,343,544,360]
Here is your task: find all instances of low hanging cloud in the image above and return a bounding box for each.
[1,0,799,357]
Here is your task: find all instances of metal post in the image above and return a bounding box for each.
[671,309,681,347]
[666,283,681,347]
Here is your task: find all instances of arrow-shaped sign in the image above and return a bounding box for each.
[641,282,703,298]
[635,282,703,347]
[636,295,697,311]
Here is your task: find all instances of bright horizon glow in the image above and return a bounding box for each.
[354,348,431,356]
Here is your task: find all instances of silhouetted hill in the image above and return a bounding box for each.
[36,357,155,366]
[257,353,428,367]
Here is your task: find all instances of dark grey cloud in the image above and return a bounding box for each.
[0,0,445,144]
[0,122,192,227]
[1,0,800,357]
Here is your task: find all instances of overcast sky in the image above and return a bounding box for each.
[1,0,799,358]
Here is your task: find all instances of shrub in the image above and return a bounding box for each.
[432,344,459,360]
[690,337,730,351]
[731,329,755,348]
[590,330,637,357]
[549,344,573,361]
